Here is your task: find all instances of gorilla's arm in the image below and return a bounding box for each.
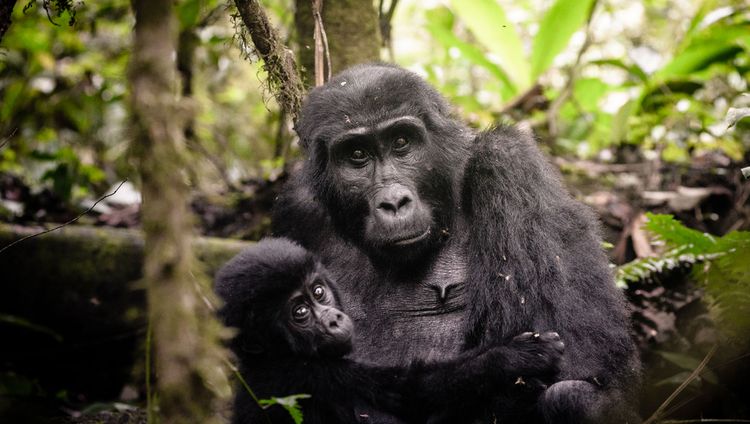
[460,126,641,423]
[234,333,564,424]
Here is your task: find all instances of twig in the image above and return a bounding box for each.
[0,128,17,149]
[224,357,273,424]
[547,0,598,138]
[311,0,331,84]
[0,179,129,255]
[643,344,718,424]
[378,0,399,61]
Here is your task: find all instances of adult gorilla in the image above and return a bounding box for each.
[273,63,640,423]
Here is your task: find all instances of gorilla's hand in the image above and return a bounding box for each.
[499,331,565,385]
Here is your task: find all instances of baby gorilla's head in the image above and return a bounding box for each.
[216,238,354,358]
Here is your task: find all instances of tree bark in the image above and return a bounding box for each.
[295,0,381,86]
[129,0,230,422]
[234,0,305,120]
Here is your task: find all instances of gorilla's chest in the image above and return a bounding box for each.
[338,245,469,365]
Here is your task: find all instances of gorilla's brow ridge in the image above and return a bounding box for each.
[331,116,424,146]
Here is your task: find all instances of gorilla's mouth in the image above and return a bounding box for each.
[392,228,431,246]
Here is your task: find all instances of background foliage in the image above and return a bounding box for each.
[1,0,749,422]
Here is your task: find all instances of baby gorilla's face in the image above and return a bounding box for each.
[284,272,354,357]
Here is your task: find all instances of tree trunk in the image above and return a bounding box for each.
[129,0,230,422]
[295,0,381,85]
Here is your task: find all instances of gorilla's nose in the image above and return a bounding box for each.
[375,185,414,220]
[321,308,353,335]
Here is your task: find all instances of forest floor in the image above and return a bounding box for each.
[1,150,749,422]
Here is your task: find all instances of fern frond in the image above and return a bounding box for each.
[644,213,717,253]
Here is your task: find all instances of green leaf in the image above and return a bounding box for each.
[530,0,594,79]
[644,213,716,252]
[259,394,311,424]
[178,0,201,30]
[450,0,530,89]
[656,43,742,79]
[425,7,516,99]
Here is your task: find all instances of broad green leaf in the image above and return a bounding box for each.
[450,0,530,88]
[656,23,748,79]
[530,0,594,79]
[677,0,719,51]
[656,44,742,79]
[425,7,516,99]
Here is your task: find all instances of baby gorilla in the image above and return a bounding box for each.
[215,238,564,424]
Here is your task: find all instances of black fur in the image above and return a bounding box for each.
[216,238,566,424]
[273,64,641,423]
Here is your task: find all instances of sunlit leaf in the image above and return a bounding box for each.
[530,0,594,79]
[425,7,516,99]
[657,44,742,79]
[259,394,311,424]
[449,0,530,88]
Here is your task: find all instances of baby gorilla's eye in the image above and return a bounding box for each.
[393,137,409,150]
[292,305,310,321]
[312,285,326,300]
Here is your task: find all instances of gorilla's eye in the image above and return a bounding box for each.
[349,149,367,163]
[293,305,310,321]
[312,285,326,300]
[393,137,409,150]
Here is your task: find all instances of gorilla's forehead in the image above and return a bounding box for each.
[296,65,449,144]
[333,115,423,141]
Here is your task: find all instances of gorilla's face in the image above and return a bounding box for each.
[296,65,467,261]
[327,116,440,257]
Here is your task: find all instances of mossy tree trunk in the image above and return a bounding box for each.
[295,0,381,85]
[129,0,230,422]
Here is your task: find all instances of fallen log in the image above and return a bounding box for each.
[0,223,250,401]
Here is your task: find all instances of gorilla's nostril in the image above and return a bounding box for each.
[397,196,411,209]
[378,202,398,214]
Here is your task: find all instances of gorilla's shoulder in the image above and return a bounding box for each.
[469,125,546,164]
[271,171,332,250]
